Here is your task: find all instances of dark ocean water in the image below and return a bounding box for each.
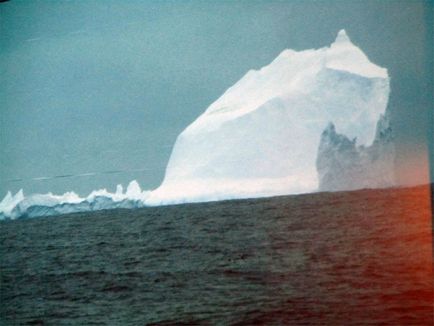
[1,186,433,325]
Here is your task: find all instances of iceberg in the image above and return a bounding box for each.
[0,181,150,220]
[146,29,390,205]
[0,30,395,220]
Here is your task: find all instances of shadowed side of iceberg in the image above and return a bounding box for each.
[316,110,395,191]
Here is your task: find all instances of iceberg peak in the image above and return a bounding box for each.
[326,29,388,79]
[126,180,142,197]
[0,189,25,217]
[323,122,336,134]
[115,184,124,195]
[334,29,351,44]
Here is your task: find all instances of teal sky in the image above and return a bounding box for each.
[0,0,432,196]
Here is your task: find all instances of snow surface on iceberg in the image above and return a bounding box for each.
[0,30,392,220]
[146,30,390,205]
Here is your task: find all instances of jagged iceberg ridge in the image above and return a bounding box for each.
[0,181,150,220]
[316,110,395,191]
[0,29,394,219]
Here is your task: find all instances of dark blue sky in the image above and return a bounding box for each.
[0,0,432,196]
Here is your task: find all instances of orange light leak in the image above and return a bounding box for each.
[396,150,431,187]
[379,184,433,322]
[333,185,433,324]
[247,185,433,325]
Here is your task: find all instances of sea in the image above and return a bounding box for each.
[1,185,433,325]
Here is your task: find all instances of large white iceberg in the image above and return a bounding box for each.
[0,30,392,220]
[146,30,390,205]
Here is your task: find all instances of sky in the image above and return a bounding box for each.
[0,0,432,197]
